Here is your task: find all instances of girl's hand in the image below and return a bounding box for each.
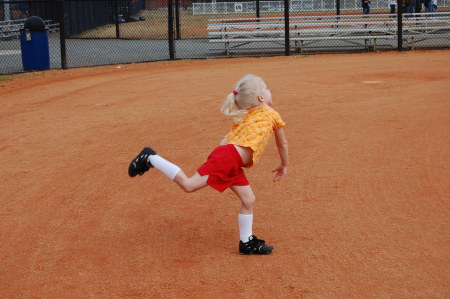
[272,164,287,182]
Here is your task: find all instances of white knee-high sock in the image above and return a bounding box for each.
[148,155,181,180]
[238,213,253,242]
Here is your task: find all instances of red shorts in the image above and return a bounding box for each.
[197,144,249,192]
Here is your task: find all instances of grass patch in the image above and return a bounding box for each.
[0,71,48,83]
[0,75,14,82]
[60,8,450,39]
[72,10,286,39]
[73,10,211,39]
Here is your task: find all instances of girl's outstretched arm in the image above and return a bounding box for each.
[272,127,288,182]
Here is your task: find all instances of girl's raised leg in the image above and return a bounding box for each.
[173,171,208,193]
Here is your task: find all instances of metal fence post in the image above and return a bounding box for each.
[114,0,120,39]
[168,0,175,59]
[256,0,260,19]
[336,0,340,15]
[58,0,67,69]
[284,0,290,56]
[175,0,181,40]
[397,0,403,51]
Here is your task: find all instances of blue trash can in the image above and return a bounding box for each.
[20,16,50,71]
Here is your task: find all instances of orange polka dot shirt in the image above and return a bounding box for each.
[225,104,286,165]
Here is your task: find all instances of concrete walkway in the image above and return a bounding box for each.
[0,34,212,74]
[1,32,449,74]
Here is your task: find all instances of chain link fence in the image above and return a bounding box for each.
[193,0,450,14]
[1,0,449,74]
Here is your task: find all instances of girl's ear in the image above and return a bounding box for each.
[257,95,264,103]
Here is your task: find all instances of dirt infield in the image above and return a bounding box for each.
[1,51,449,298]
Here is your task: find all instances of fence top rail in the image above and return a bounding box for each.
[209,12,450,23]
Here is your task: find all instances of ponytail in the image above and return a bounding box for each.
[221,74,264,122]
[221,93,248,120]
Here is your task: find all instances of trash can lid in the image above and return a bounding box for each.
[24,16,47,32]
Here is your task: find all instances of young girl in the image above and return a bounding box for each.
[128,74,288,255]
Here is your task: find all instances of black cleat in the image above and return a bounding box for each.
[239,235,273,255]
[128,147,157,177]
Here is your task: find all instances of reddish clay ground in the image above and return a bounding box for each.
[1,51,449,298]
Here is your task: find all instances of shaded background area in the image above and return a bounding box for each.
[0,51,449,297]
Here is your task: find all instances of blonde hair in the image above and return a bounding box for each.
[221,74,264,121]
